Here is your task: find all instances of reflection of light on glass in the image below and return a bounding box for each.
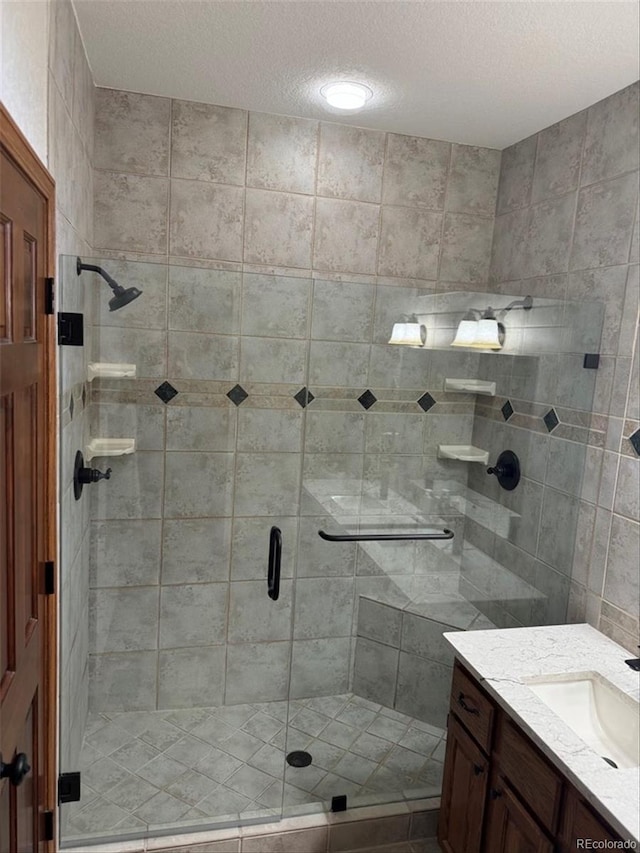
[388,323,426,347]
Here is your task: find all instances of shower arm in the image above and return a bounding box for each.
[76,258,125,295]
[318,528,454,542]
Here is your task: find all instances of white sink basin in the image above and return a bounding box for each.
[524,671,640,770]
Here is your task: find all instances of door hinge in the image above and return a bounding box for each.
[57,312,84,346]
[331,794,347,812]
[58,772,81,804]
[44,561,55,595]
[43,810,55,842]
[44,278,55,315]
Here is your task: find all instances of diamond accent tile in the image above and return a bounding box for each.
[629,429,640,457]
[357,390,377,410]
[543,408,559,433]
[417,392,436,412]
[501,400,514,421]
[227,384,248,406]
[155,381,179,404]
[294,387,315,408]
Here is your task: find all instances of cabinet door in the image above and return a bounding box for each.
[483,773,554,853]
[559,788,624,851]
[438,715,489,853]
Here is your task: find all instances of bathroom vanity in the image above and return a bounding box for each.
[438,624,639,852]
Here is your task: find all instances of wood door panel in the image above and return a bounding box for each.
[1,393,15,691]
[16,700,38,853]
[22,233,36,343]
[0,215,11,342]
[14,382,39,641]
[0,776,12,852]
[1,103,56,852]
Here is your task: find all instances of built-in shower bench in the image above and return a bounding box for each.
[352,545,547,730]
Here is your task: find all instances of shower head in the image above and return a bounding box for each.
[108,286,143,312]
[76,257,143,311]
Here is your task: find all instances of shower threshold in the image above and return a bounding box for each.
[63,693,445,842]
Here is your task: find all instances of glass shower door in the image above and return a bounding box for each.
[57,260,308,844]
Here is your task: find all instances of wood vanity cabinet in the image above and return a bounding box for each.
[438,714,489,853]
[558,788,625,853]
[438,660,625,853]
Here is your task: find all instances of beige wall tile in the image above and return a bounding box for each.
[318,122,386,203]
[170,179,244,261]
[245,188,314,268]
[172,100,247,185]
[314,197,380,275]
[247,112,318,194]
[95,89,171,176]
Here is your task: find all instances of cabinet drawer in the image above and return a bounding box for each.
[495,715,563,835]
[450,661,495,753]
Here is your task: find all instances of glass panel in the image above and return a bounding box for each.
[57,252,92,844]
[58,258,304,845]
[287,281,604,816]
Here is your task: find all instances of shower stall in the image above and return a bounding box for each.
[57,253,603,844]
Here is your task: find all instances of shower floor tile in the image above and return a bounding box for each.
[65,693,445,842]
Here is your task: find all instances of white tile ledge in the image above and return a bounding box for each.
[443,623,640,843]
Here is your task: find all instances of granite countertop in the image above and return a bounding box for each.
[443,623,640,842]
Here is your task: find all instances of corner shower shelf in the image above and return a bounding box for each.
[88,362,137,381]
[438,445,489,464]
[444,378,496,396]
[85,438,136,462]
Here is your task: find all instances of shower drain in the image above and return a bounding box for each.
[286,750,312,767]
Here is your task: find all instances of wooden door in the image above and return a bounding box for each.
[483,772,554,853]
[0,105,56,852]
[438,714,489,853]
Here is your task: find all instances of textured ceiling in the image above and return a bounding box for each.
[74,1,639,149]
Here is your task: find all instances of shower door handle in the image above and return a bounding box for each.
[267,526,282,601]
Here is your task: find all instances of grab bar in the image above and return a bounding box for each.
[318,528,454,542]
[267,526,282,601]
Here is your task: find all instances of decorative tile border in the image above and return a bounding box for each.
[91,379,477,415]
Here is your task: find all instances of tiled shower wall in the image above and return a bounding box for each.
[87,88,501,711]
[48,0,95,771]
[480,82,639,652]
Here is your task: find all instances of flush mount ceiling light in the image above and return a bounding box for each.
[320,81,373,110]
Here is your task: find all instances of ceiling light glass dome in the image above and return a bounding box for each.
[320,81,373,110]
